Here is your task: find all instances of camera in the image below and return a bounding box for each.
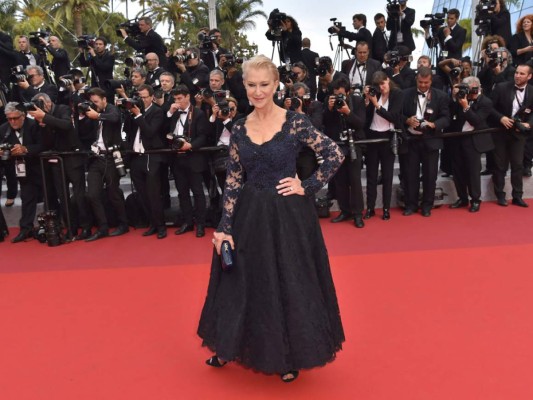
[268,8,287,38]
[217,99,233,117]
[328,18,345,35]
[278,64,298,84]
[474,0,496,36]
[170,53,198,64]
[486,47,505,68]
[456,84,470,99]
[116,19,140,36]
[77,34,96,49]
[0,143,14,161]
[334,94,346,109]
[104,79,132,91]
[36,210,62,247]
[368,86,379,97]
[316,57,332,77]
[168,134,191,151]
[117,97,143,111]
[387,0,406,17]
[108,144,127,177]
[29,31,50,49]
[513,116,530,135]
[58,75,87,90]
[289,94,311,111]
[22,99,45,112]
[9,65,27,84]
[125,54,145,68]
[352,83,364,96]
[420,9,447,31]
[220,53,244,68]
[449,67,463,78]
[197,32,218,50]
[77,101,96,114]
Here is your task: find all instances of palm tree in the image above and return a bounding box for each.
[141,0,194,37]
[41,0,109,37]
[0,0,18,33]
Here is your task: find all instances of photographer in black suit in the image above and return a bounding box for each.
[121,17,167,68]
[386,0,416,52]
[15,65,58,103]
[335,14,374,57]
[145,53,166,86]
[167,85,212,238]
[28,92,92,240]
[384,46,416,89]
[425,9,466,61]
[124,84,167,239]
[490,64,533,207]
[266,12,302,63]
[342,41,382,89]
[17,35,43,67]
[323,77,366,228]
[200,29,228,71]
[372,14,389,63]
[84,88,129,241]
[78,36,115,97]
[40,36,71,80]
[448,77,495,213]
[300,38,319,81]
[317,56,349,103]
[401,67,450,217]
[172,47,209,98]
[0,102,42,243]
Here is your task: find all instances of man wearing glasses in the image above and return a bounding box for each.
[15,65,58,103]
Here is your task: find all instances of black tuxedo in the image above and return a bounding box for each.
[46,46,71,79]
[402,87,450,211]
[510,32,533,66]
[478,65,515,97]
[125,104,167,229]
[178,63,210,98]
[301,48,319,76]
[125,30,167,67]
[146,67,166,86]
[0,33,26,85]
[490,81,533,200]
[372,29,389,63]
[387,7,416,51]
[323,95,366,217]
[168,106,212,225]
[19,50,43,68]
[0,118,42,230]
[428,24,466,61]
[342,58,382,87]
[201,46,228,71]
[340,27,373,55]
[317,71,350,103]
[385,65,416,89]
[79,50,115,89]
[365,88,404,210]
[17,82,59,103]
[450,95,495,203]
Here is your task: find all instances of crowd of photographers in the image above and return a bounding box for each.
[0,2,533,244]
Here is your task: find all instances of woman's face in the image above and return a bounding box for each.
[461,62,472,77]
[523,18,532,32]
[244,67,279,109]
[379,78,390,95]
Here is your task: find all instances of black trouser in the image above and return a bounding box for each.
[87,157,127,231]
[333,147,364,217]
[0,160,18,200]
[130,154,165,229]
[451,137,482,202]
[366,131,396,210]
[18,175,42,231]
[171,157,207,225]
[492,132,526,199]
[405,141,439,211]
[46,158,91,232]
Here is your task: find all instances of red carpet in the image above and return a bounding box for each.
[1,202,533,399]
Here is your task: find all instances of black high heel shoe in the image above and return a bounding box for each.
[280,370,299,383]
[205,355,227,368]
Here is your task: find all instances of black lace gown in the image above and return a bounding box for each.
[198,111,345,374]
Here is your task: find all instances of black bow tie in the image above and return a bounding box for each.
[417,91,426,97]
[356,63,366,68]
[515,87,525,92]
[177,110,187,115]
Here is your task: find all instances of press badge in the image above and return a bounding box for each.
[15,159,26,178]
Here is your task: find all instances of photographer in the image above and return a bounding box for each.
[218,53,249,114]
[384,46,415,89]
[194,69,226,117]
[166,85,212,238]
[0,31,25,87]
[115,67,146,99]
[416,55,445,90]
[78,36,115,96]
[425,9,466,61]
[342,41,381,89]
[145,53,166,86]
[172,47,209,99]
[283,61,318,101]
[200,29,228,71]
[40,36,71,79]
[121,17,167,68]
[363,71,404,221]
[490,64,533,207]
[438,57,473,87]
[154,71,175,113]
[27,92,91,239]
[0,102,42,243]
[401,67,450,217]
[266,11,303,63]
[448,77,495,213]
[323,77,366,228]
[17,35,43,67]
[84,87,129,241]
[284,82,324,180]
[478,41,515,97]
[15,65,58,103]
[509,15,533,67]
[489,0,512,46]
[335,14,373,57]
[123,84,167,239]
[317,56,349,103]
[386,0,416,52]
[372,14,390,64]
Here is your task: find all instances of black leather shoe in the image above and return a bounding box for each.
[75,228,92,241]
[523,167,532,177]
[382,209,390,220]
[11,229,31,243]
[402,208,416,216]
[142,227,157,237]
[109,225,129,237]
[175,223,194,235]
[157,228,167,239]
[469,201,481,213]
[480,169,492,176]
[196,224,205,238]
[421,208,431,217]
[512,198,529,208]
[496,197,508,207]
[331,212,354,223]
[364,209,375,219]
[85,230,108,242]
[449,199,469,209]
[354,216,365,228]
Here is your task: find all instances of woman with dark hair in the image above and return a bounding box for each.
[489,0,512,47]
[266,14,303,63]
[510,14,533,66]
[363,71,404,220]
[284,61,317,99]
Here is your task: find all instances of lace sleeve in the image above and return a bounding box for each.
[216,128,244,234]
[293,114,345,196]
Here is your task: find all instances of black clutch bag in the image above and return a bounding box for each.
[220,240,234,271]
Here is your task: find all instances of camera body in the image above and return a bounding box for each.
[9,65,27,84]
[278,65,298,84]
[77,101,96,114]
[116,20,140,37]
[486,47,505,68]
[0,143,14,161]
[77,34,96,49]
[58,74,87,90]
[456,84,470,99]
[368,86,379,97]
[268,8,287,38]
[327,18,345,35]
[334,94,346,109]
[449,67,463,78]
[22,99,45,112]
[513,116,530,135]
[117,97,143,111]
[351,83,364,96]
[167,134,191,151]
[29,31,50,49]
[387,0,406,17]
[170,53,198,64]
[420,8,447,31]
[220,53,244,68]
[316,57,332,77]
[383,50,410,67]
[197,32,218,50]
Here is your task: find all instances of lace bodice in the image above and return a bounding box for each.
[217,111,344,234]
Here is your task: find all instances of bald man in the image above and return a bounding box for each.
[40,35,71,79]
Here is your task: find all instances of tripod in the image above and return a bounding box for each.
[36,47,56,85]
[330,36,351,72]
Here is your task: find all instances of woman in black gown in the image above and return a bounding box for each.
[197,55,345,382]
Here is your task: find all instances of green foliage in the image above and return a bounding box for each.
[459,18,472,52]
[0,0,18,33]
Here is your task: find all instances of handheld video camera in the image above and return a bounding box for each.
[77,34,96,49]
[29,31,50,49]
[116,19,140,36]
[268,8,287,38]
[9,65,27,84]
[327,18,345,35]
[420,8,447,31]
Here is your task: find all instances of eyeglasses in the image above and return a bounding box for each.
[7,115,23,121]
[27,75,35,80]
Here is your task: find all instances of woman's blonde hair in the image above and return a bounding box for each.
[242,54,279,81]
